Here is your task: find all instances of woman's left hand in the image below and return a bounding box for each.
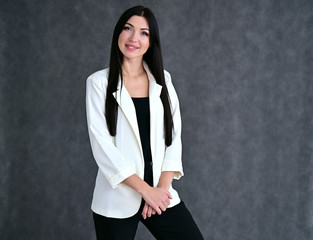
[142,171,175,219]
[142,202,157,219]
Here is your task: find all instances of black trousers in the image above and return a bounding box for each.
[92,200,204,240]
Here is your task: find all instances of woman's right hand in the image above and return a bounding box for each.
[141,186,172,215]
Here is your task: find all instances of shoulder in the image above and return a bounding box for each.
[163,69,179,102]
[163,69,172,84]
[86,67,110,89]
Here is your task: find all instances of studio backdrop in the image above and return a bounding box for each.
[1,0,312,239]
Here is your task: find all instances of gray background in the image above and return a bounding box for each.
[1,0,312,239]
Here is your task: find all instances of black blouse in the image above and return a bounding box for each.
[132,97,153,186]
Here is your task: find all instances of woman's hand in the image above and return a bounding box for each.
[121,173,175,218]
[142,202,156,219]
[141,186,172,216]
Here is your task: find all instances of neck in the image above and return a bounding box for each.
[121,57,145,78]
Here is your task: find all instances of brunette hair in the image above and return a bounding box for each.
[105,5,173,146]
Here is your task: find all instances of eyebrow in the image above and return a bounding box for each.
[125,22,149,31]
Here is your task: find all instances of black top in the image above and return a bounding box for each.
[132,97,153,186]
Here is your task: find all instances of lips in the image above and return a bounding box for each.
[126,44,139,51]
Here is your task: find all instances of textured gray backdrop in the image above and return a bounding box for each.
[1,0,312,239]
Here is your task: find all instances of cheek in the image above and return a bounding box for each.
[142,38,150,49]
[118,31,129,44]
[118,34,123,44]
[118,33,126,50]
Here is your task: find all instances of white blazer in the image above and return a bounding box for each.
[86,61,184,218]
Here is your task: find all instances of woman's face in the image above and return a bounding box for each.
[118,16,150,61]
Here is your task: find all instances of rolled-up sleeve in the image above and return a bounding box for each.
[86,73,136,188]
[161,71,184,180]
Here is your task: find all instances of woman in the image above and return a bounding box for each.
[86,5,204,240]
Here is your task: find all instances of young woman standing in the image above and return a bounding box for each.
[86,5,204,240]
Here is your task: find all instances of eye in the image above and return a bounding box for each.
[141,31,149,36]
[123,26,131,31]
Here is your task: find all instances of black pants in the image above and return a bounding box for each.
[92,200,204,240]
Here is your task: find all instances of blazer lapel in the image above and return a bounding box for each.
[143,62,163,160]
[112,62,163,162]
[113,76,142,153]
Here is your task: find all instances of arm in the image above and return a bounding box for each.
[157,171,175,190]
[86,73,136,188]
[162,71,184,179]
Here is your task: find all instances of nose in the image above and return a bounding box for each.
[129,31,139,42]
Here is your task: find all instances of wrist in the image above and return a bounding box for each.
[157,183,170,190]
[138,181,151,197]
[157,171,175,190]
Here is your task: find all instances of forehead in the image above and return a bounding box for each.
[126,16,149,29]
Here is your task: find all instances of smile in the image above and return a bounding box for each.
[126,44,139,51]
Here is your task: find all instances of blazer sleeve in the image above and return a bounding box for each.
[161,71,184,180]
[86,72,136,189]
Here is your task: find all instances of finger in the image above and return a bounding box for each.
[142,203,148,219]
[152,209,156,215]
[147,206,152,218]
[142,203,147,219]
[166,198,170,206]
[161,200,169,210]
[155,206,162,215]
[160,204,166,212]
[166,191,173,199]
[163,201,168,211]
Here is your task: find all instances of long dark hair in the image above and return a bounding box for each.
[105,5,173,146]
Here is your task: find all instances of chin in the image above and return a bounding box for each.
[123,52,144,60]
